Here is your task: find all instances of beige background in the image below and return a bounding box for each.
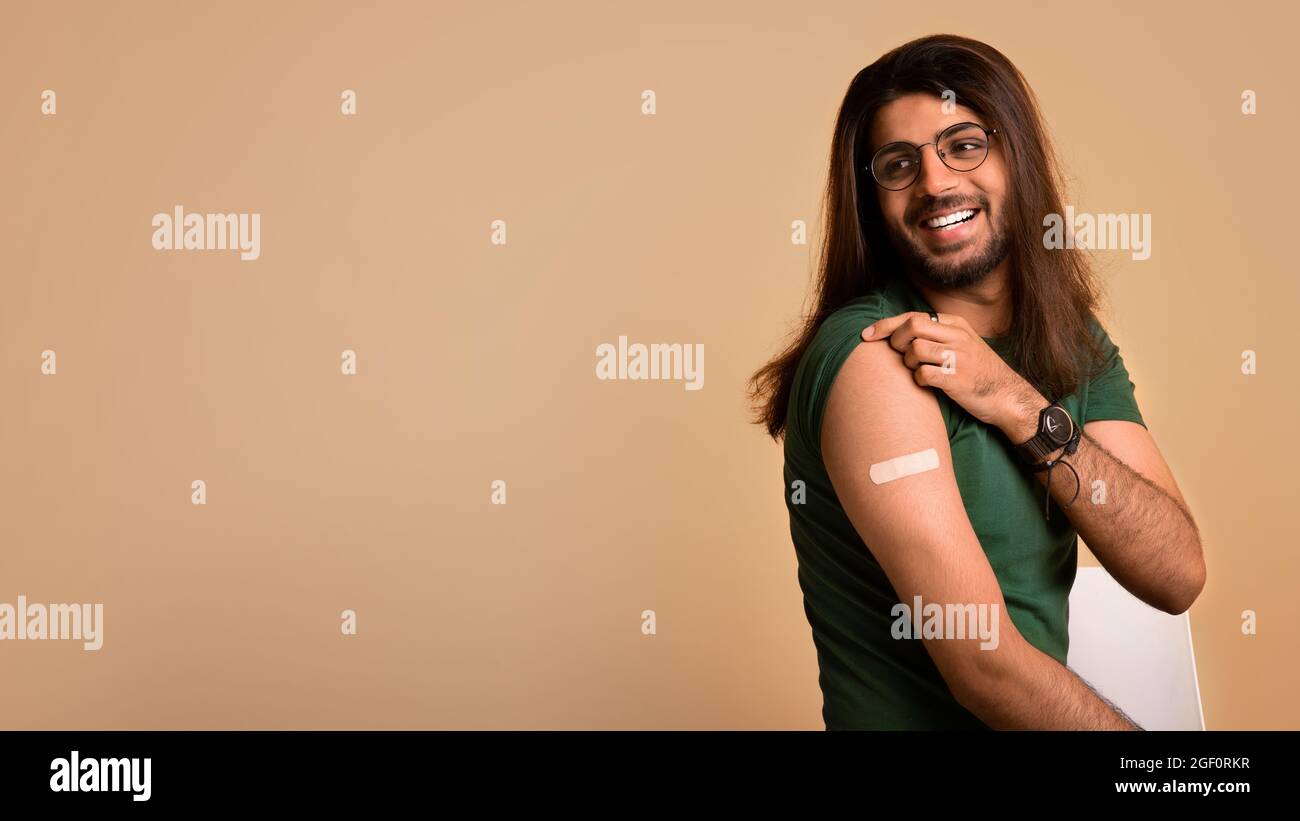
[1,0,1295,729]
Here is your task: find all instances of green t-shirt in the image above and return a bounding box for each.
[783,274,1145,730]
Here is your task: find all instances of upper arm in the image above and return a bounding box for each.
[1083,419,1189,511]
[819,340,1024,703]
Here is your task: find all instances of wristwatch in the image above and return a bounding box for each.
[1015,402,1079,465]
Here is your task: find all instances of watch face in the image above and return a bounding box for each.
[1042,405,1074,445]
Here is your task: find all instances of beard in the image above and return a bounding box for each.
[890,199,1011,290]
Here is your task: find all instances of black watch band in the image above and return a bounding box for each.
[1015,402,1078,465]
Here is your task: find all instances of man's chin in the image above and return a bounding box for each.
[899,229,1009,290]
[908,249,997,290]
[917,267,993,290]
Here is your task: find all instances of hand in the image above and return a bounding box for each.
[861,311,1046,439]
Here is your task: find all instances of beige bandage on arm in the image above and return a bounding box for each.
[869,447,940,485]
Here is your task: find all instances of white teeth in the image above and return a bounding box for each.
[925,209,975,228]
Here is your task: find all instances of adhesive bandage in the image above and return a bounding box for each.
[869,448,940,485]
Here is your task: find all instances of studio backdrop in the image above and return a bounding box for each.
[1,0,1295,729]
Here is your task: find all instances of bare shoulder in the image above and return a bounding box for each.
[821,339,946,459]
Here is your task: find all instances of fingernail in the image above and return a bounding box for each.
[862,325,874,339]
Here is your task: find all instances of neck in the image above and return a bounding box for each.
[908,263,1014,338]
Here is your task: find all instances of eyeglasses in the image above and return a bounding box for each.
[866,122,1000,191]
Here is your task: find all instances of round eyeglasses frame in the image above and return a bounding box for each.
[865,122,1000,191]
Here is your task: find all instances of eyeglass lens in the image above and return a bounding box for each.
[871,123,991,190]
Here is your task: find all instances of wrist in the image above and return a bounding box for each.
[999,385,1051,444]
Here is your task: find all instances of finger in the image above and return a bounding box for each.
[903,337,945,370]
[928,311,967,329]
[913,363,949,389]
[863,310,965,341]
[888,315,961,355]
[861,312,926,341]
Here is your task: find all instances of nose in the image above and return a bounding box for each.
[914,143,959,197]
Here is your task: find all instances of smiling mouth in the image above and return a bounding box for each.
[919,207,981,231]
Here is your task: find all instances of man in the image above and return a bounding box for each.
[749,34,1204,730]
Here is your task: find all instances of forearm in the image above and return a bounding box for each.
[1000,394,1204,614]
[956,635,1141,730]
[1031,432,1202,613]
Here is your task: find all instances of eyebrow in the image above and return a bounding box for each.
[870,122,986,157]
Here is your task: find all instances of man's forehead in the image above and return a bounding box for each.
[870,94,984,146]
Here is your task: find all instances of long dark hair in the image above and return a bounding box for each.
[749,34,1105,440]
